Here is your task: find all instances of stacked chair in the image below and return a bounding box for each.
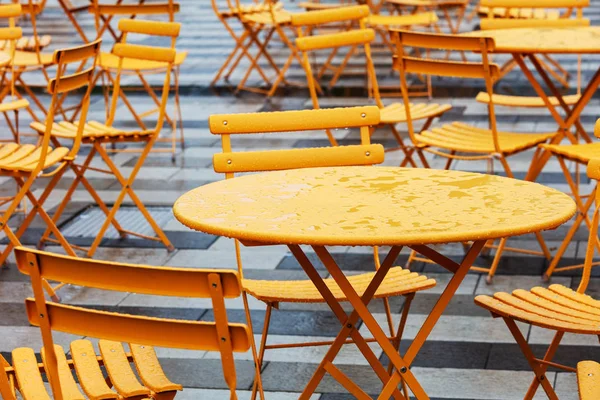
[475,148,600,399]
[0,247,260,399]
[33,19,179,260]
[208,105,436,400]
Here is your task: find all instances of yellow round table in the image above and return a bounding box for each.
[174,166,575,399]
[174,166,574,246]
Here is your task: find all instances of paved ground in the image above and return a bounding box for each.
[2,1,600,399]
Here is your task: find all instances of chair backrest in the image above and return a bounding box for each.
[479,0,589,29]
[390,30,503,150]
[0,4,23,99]
[89,0,179,42]
[105,19,180,136]
[35,39,101,176]
[577,119,600,294]
[1,247,249,399]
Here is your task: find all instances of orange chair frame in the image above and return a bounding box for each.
[0,246,262,399]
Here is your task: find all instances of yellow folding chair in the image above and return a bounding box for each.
[0,0,54,122]
[475,155,600,399]
[542,120,600,280]
[578,361,600,400]
[210,0,286,90]
[391,30,556,282]
[33,19,178,258]
[89,0,186,158]
[0,246,261,400]
[0,3,30,143]
[0,0,50,53]
[0,38,101,304]
[209,106,436,400]
[478,0,589,88]
[294,6,452,164]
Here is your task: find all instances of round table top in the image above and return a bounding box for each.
[464,27,600,54]
[174,167,576,247]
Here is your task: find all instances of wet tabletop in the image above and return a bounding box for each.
[464,27,600,54]
[174,167,576,247]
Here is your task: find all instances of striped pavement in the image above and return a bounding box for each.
[1,0,600,399]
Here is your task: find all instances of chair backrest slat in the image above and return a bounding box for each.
[395,57,500,80]
[480,0,588,8]
[0,3,21,17]
[95,2,180,15]
[213,144,384,173]
[16,247,242,298]
[0,27,22,40]
[118,18,180,37]
[113,43,176,63]
[291,5,369,26]
[393,30,495,51]
[480,17,589,29]
[209,106,379,134]
[47,67,95,94]
[296,28,375,51]
[25,300,251,352]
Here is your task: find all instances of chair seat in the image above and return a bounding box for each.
[99,50,187,71]
[0,143,68,172]
[367,12,438,27]
[475,284,600,335]
[0,35,51,52]
[30,120,153,141]
[243,267,436,303]
[242,10,292,25]
[416,122,556,154]
[7,340,181,400]
[578,360,600,400]
[476,92,581,108]
[478,6,560,19]
[0,98,29,113]
[379,102,451,124]
[12,50,53,67]
[540,142,600,164]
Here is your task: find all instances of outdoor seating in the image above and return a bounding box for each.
[208,105,436,400]
[0,246,255,399]
[475,151,600,399]
[32,19,178,258]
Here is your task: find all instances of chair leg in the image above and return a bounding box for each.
[486,238,506,284]
[502,317,560,400]
[250,302,272,400]
[387,293,414,376]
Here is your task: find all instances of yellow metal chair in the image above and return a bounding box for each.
[294,6,451,165]
[478,0,589,89]
[0,4,30,143]
[0,1,50,53]
[209,105,436,400]
[89,0,186,158]
[0,39,102,303]
[0,246,260,400]
[475,156,600,400]
[209,0,286,90]
[542,120,600,280]
[391,30,556,282]
[578,361,600,400]
[32,19,177,258]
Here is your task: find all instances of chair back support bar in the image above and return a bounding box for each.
[0,3,21,17]
[296,28,375,51]
[53,39,102,64]
[0,27,22,40]
[214,144,384,173]
[117,18,181,37]
[480,0,588,8]
[391,30,495,51]
[16,247,242,298]
[113,43,176,63]
[95,2,180,15]
[291,5,369,26]
[47,67,95,94]
[25,300,251,352]
[394,57,500,80]
[209,106,380,134]
[480,17,589,29]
